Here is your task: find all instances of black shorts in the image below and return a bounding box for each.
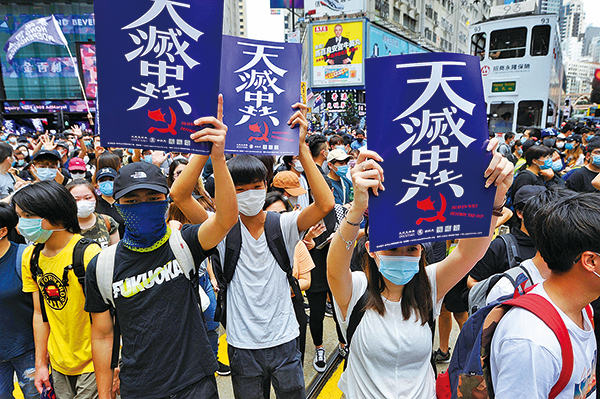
[443,276,468,313]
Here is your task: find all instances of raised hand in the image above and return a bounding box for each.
[351,150,385,212]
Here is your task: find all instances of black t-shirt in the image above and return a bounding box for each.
[566,167,599,193]
[468,229,537,282]
[510,169,545,203]
[95,197,125,238]
[85,225,217,399]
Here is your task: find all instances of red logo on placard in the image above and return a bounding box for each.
[416,194,447,225]
[481,66,490,76]
[314,25,328,33]
[248,121,270,142]
[148,108,177,136]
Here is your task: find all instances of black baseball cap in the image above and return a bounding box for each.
[513,185,546,208]
[113,162,169,200]
[96,167,117,181]
[31,149,61,162]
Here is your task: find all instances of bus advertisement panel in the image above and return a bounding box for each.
[311,20,364,88]
[367,24,426,58]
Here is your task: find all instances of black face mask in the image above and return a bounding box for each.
[543,138,556,148]
[357,138,364,143]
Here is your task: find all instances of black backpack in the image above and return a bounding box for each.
[30,237,98,322]
[212,212,307,352]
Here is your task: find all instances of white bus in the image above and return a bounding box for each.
[469,13,563,136]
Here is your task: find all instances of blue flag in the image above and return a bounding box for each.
[95,0,224,155]
[4,16,68,64]
[220,35,302,156]
[365,53,495,251]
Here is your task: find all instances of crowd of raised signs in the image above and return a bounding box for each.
[1,108,600,399]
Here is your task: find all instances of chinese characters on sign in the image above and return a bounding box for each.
[365,53,495,250]
[95,0,224,154]
[221,35,301,156]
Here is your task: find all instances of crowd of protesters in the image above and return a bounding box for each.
[1,99,600,399]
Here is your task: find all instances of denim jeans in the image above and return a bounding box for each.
[158,374,218,399]
[0,349,38,399]
[228,339,305,399]
[199,273,219,359]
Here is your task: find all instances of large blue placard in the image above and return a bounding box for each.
[221,35,301,156]
[95,0,224,154]
[365,53,495,251]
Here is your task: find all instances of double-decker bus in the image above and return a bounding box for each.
[469,13,563,135]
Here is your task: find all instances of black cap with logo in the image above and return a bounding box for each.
[113,162,169,200]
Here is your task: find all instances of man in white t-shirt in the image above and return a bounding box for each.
[490,193,600,398]
[212,105,334,399]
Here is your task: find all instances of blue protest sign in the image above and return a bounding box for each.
[365,53,495,251]
[221,35,301,156]
[4,16,68,64]
[95,0,224,155]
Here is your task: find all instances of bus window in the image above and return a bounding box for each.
[517,100,544,127]
[531,25,551,56]
[471,33,486,61]
[489,27,527,59]
[489,102,514,134]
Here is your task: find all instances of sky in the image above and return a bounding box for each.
[583,0,600,28]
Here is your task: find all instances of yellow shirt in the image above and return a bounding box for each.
[22,234,102,376]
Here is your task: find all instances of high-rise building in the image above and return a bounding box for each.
[224,0,242,36]
[538,0,562,15]
[583,26,600,57]
[238,0,247,37]
[560,0,584,42]
[565,60,600,96]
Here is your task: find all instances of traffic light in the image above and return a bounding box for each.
[63,113,70,129]
[591,68,600,104]
[52,112,61,128]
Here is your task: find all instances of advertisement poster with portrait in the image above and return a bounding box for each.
[76,42,97,99]
[367,24,426,58]
[311,20,364,88]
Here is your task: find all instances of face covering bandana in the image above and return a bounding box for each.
[592,155,600,167]
[537,158,553,170]
[36,167,58,181]
[77,200,96,218]
[292,160,304,173]
[335,165,349,177]
[98,181,114,197]
[551,160,563,172]
[237,189,265,217]
[18,218,60,244]
[116,200,170,251]
[377,254,420,286]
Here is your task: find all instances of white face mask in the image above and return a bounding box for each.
[77,200,96,218]
[292,160,304,173]
[71,171,85,180]
[556,142,565,149]
[83,155,90,164]
[236,189,266,217]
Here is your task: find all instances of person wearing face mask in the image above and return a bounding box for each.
[173,103,334,399]
[13,181,102,398]
[497,132,515,159]
[563,135,584,169]
[327,148,353,205]
[0,143,17,200]
[281,155,310,208]
[86,96,237,399]
[327,141,513,399]
[0,203,38,399]
[6,134,18,150]
[93,167,125,239]
[67,157,91,182]
[30,150,66,185]
[67,180,119,249]
[307,134,331,177]
[271,170,309,210]
[350,129,367,151]
[509,145,553,204]
[566,139,600,193]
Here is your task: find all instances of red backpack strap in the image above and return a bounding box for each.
[503,294,573,399]
[585,305,594,329]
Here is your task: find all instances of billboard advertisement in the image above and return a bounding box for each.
[307,0,365,18]
[311,20,364,88]
[76,43,97,99]
[270,0,305,8]
[367,24,426,58]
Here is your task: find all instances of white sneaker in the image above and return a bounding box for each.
[320,0,344,11]
[313,347,327,373]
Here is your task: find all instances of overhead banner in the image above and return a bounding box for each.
[77,43,97,99]
[308,0,365,18]
[270,0,305,8]
[365,53,495,251]
[312,20,364,88]
[221,35,301,156]
[367,24,426,58]
[95,0,224,154]
[4,15,68,64]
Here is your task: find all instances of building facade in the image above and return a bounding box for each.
[565,60,600,96]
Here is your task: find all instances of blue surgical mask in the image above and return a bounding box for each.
[18,218,53,243]
[335,145,346,152]
[36,167,58,181]
[517,148,523,156]
[335,165,349,177]
[565,143,575,150]
[98,181,114,197]
[377,254,420,286]
[592,155,600,167]
[116,200,169,250]
[144,155,153,164]
[551,160,563,172]
[538,158,553,170]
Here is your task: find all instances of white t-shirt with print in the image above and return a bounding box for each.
[333,265,443,399]
[216,211,300,349]
[491,283,596,399]
[486,258,543,305]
